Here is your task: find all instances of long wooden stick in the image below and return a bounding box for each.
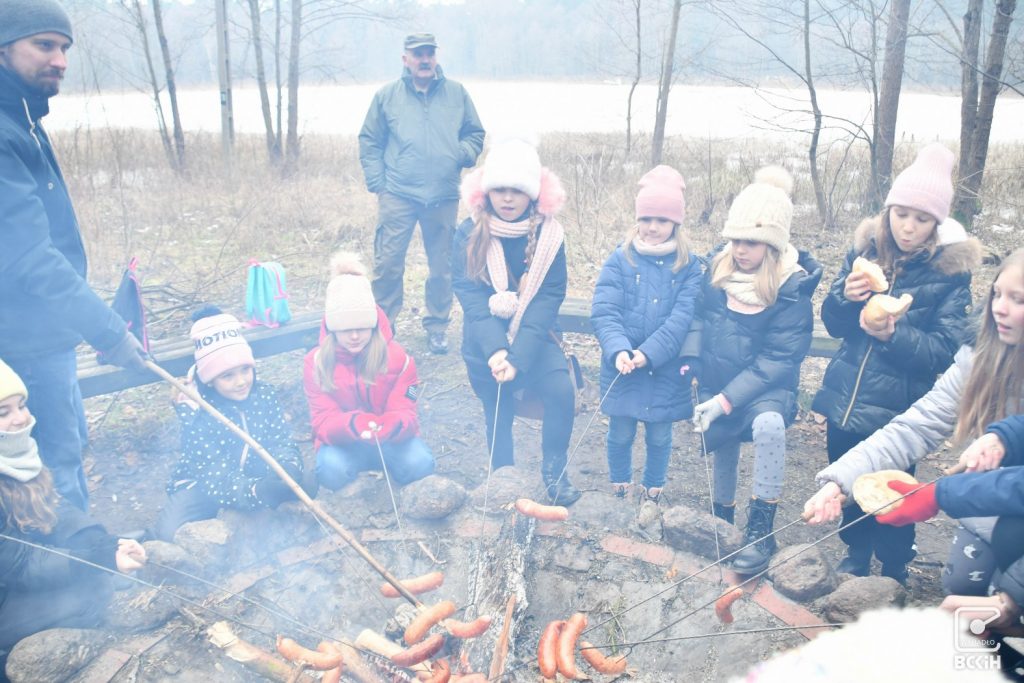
[146,360,423,608]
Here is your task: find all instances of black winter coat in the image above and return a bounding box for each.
[697,248,822,452]
[0,67,126,359]
[0,498,116,606]
[451,217,568,380]
[812,217,982,435]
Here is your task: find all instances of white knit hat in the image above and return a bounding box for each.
[721,166,794,253]
[481,134,542,200]
[324,252,378,332]
[190,310,255,384]
[0,359,27,402]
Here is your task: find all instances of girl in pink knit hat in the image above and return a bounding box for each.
[590,165,702,504]
[154,306,307,541]
[452,134,581,506]
[811,142,982,583]
[303,252,434,491]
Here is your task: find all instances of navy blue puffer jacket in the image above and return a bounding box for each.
[591,243,702,422]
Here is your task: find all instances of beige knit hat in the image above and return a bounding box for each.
[0,359,28,402]
[721,166,794,253]
[324,252,378,332]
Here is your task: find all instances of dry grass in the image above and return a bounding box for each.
[54,128,1023,336]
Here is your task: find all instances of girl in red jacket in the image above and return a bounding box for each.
[304,253,434,490]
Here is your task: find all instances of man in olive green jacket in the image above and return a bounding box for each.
[358,33,485,354]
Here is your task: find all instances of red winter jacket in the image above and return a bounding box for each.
[303,307,420,450]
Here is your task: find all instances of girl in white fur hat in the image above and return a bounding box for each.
[304,252,434,491]
[451,134,581,506]
[0,359,145,671]
[692,166,822,575]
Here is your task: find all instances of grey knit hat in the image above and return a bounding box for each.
[0,0,73,47]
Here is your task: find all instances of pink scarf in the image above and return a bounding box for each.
[485,214,564,341]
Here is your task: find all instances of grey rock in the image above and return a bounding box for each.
[467,466,536,514]
[662,504,744,558]
[106,587,178,633]
[6,628,109,683]
[173,518,232,565]
[768,544,838,602]
[400,475,467,520]
[139,540,203,586]
[824,576,907,622]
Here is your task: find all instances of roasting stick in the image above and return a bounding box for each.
[145,360,424,609]
[469,381,504,609]
[546,371,622,497]
[370,429,411,559]
[691,376,724,584]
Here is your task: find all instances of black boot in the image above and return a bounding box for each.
[542,454,581,507]
[836,547,872,577]
[880,562,908,586]
[712,502,735,524]
[731,497,778,575]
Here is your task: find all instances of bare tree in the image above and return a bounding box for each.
[651,0,681,166]
[151,0,185,170]
[626,0,642,156]
[874,0,911,205]
[246,0,282,163]
[954,0,1017,223]
[123,0,177,170]
[285,0,301,168]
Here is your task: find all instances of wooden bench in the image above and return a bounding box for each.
[76,298,839,398]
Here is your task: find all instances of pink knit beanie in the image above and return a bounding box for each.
[884,143,955,223]
[324,252,378,332]
[635,165,686,224]
[191,310,255,383]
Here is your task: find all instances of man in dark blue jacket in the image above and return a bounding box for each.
[358,32,485,355]
[0,0,147,510]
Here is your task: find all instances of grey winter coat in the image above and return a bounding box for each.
[0,67,126,359]
[812,217,982,434]
[358,66,485,205]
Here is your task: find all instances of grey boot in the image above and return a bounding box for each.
[731,497,778,575]
[542,454,581,507]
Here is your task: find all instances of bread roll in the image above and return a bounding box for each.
[852,256,889,293]
[852,470,918,515]
[863,293,913,330]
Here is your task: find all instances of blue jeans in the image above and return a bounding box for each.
[606,416,672,489]
[317,438,435,491]
[5,351,89,510]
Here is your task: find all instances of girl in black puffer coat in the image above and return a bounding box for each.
[694,166,822,575]
[811,143,982,583]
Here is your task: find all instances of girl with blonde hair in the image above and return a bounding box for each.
[304,253,434,491]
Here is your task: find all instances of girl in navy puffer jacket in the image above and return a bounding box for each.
[591,166,701,502]
[694,166,821,575]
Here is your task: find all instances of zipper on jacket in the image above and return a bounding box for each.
[21,98,42,150]
[839,270,899,428]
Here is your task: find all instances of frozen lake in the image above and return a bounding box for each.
[46,80,1024,144]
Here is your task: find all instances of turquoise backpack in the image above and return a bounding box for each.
[246,260,292,328]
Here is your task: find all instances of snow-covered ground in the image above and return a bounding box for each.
[47,80,1024,144]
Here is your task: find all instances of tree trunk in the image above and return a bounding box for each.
[954,0,1016,224]
[874,0,910,206]
[625,0,641,156]
[651,0,681,166]
[151,0,185,171]
[247,0,280,163]
[957,0,982,188]
[802,0,829,227]
[274,0,283,154]
[285,0,302,169]
[128,0,174,169]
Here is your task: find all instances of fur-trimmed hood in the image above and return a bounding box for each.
[459,165,566,218]
[852,214,983,276]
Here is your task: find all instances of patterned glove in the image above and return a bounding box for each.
[876,479,938,526]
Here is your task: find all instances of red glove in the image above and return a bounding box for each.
[876,479,938,526]
[351,413,382,440]
[376,413,404,440]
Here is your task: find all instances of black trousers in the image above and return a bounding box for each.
[827,422,917,566]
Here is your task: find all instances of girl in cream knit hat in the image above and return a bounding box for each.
[693,166,822,575]
[0,359,145,671]
[304,252,434,491]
